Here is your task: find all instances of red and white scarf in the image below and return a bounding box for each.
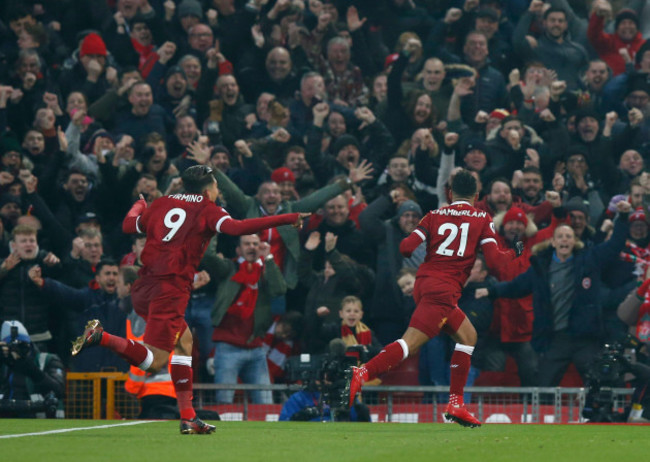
[341,321,372,360]
[227,257,263,319]
[262,319,296,382]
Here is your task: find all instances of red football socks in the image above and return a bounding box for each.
[171,356,196,421]
[363,340,408,380]
[449,344,474,407]
[100,333,150,368]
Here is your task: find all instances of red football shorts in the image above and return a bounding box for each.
[131,276,192,352]
[409,277,466,338]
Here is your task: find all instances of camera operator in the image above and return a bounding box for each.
[0,320,65,418]
[281,339,370,422]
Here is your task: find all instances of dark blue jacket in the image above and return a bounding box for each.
[491,215,629,352]
[41,279,127,372]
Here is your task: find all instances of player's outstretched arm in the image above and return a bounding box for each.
[122,195,147,234]
[219,213,307,236]
[399,228,426,257]
[481,240,517,270]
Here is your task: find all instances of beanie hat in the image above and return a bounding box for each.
[626,73,650,96]
[464,139,487,155]
[80,32,107,58]
[629,207,646,223]
[332,134,360,154]
[489,108,510,120]
[165,65,187,81]
[271,167,295,184]
[607,194,627,215]
[615,9,639,31]
[76,211,99,226]
[1,320,30,343]
[397,200,422,218]
[503,206,528,227]
[178,0,203,19]
[0,136,22,156]
[565,197,589,216]
[0,193,22,209]
[476,7,499,22]
[83,129,113,153]
[573,106,599,128]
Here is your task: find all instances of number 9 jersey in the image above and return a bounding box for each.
[136,194,230,282]
[401,200,507,296]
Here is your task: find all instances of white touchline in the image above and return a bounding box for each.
[0,420,162,439]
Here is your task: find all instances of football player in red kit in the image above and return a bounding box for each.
[344,169,519,427]
[72,165,307,434]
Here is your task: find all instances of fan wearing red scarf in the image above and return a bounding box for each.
[209,234,290,405]
[339,296,382,364]
[71,165,306,434]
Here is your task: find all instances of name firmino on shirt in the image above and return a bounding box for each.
[168,194,205,202]
[433,208,487,218]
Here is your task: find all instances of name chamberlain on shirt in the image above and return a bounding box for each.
[432,209,487,218]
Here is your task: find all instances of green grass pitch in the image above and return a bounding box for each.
[1,420,648,462]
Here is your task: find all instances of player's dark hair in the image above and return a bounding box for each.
[451,169,478,199]
[181,165,215,194]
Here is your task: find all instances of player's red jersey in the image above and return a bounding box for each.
[136,193,230,282]
[409,200,498,293]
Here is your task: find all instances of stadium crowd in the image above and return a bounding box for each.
[2,0,650,411]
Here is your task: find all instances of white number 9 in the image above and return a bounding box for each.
[162,208,187,242]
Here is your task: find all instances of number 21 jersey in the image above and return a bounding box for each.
[414,201,498,293]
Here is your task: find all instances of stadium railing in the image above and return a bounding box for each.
[66,372,139,419]
[64,375,634,423]
[192,384,634,424]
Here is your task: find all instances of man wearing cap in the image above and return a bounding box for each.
[58,32,113,104]
[564,196,598,248]
[272,167,298,202]
[359,195,424,343]
[0,320,65,418]
[152,66,194,122]
[462,139,497,187]
[588,5,645,76]
[0,194,23,231]
[559,148,605,220]
[176,0,203,35]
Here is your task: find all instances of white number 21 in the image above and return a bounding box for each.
[162,208,187,242]
[436,223,469,257]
